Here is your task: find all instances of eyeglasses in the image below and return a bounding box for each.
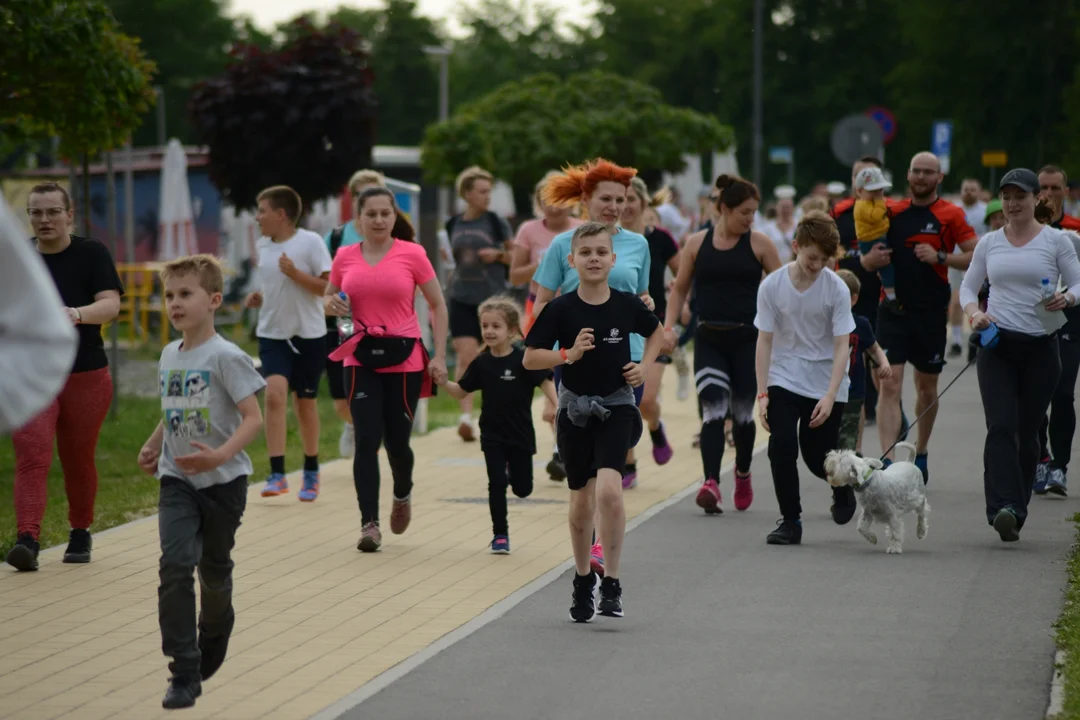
[27,207,67,220]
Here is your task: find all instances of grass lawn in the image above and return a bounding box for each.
[0,376,472,558]
[1055,513,1080,718]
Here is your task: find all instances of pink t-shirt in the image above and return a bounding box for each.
[329,240,436,371]
[514,218,583,292]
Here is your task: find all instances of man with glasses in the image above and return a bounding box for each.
[861,152,977,484]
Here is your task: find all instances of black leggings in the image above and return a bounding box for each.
[694,325,757,478]
[348,367,423,524]
[766,386,846,523]
[1037,335,1080,471]
[484,443,534,536]
[979,331,1059,528]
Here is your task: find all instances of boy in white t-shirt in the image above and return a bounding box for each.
[754,211,856,546]
[244,186,333,501]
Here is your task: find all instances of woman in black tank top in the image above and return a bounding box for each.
[663,175,782,515]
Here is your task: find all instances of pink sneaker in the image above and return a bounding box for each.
[696,478,723,515]
[733,471,753,511]
[651,422,674,465]
[590,543,606,577]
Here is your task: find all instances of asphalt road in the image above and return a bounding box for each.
[337,366,1077,720]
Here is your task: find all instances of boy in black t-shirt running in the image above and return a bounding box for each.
[437,297,557,554]
[525,222,664,622]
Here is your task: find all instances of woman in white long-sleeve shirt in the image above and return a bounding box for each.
[960,168,1080,543]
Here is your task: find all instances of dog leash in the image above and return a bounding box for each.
[878,356,976,461]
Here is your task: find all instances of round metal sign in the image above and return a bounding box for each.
[865,106,897,144]
[830,115,884,167]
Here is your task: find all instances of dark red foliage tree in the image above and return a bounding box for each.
[189,18,377,211]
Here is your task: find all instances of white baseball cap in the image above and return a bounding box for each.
[826,181,847,195]
[854,167,892,192]
[774,184,796,200]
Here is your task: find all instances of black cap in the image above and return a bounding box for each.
[999,168,1039,194]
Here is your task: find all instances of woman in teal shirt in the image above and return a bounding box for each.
[531,158,653,579]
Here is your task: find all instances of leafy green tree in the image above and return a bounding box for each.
[421,71,733,199]
[1,0,156,158]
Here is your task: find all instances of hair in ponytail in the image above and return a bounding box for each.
[542,158,637,208]
[713,174,761,211]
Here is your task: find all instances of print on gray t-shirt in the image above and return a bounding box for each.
[449,213,513,305]
[157,334,267,490]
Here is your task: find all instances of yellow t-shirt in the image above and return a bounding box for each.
[854,198,889,241]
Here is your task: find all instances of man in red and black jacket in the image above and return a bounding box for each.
[862,152,977,484]
[1035,165,1080,495]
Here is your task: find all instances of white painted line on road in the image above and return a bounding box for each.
[309,442,770,720]
[1046,649,1066,718]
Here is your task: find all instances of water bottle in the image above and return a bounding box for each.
[336,292,355,340]
[1042,278,1056,305]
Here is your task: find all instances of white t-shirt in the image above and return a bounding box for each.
[255,229,333,339]
[762,220,795,263]
[755,264,856,402]
[959,227,1080,335]
[954,201,987,262]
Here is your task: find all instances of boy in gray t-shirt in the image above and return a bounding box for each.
[138,255,266,710]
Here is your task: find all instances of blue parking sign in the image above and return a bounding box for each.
[931,120,953,173]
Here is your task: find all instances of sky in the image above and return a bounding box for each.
[228,0,598,36]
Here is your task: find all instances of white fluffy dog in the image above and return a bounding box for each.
[823,442,929,554]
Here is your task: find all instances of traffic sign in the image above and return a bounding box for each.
[830,115,884,167]
[865,107,897,144]
[981,151,1008,168]
[931,120,953,174]
[768,146,793,164]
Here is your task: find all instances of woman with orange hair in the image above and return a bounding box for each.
[531,158,653,578]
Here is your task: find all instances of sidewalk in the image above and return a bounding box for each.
[0,365,749,720]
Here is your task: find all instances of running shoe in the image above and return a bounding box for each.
[733,471,753,511]
[622,467,638,489]
[298,471,320,502]
[357,522,382,552]
[162,677,202,710]
[458,419,477,442]
[1034,461,1051,495]
[5,533,39,571]
[914,453,929,485]
[590,543,605,577]
[993,507,1020,542]
[830,486,857,525]
[650,422,674,465]
[261,473,288,497]
[1047,467,1068,497]
[766,518,802,545]
[338,423,355,458]
[546,452,567,482]
[948,342,962,358]
[390,496,412,534]
[599,576,624,618]
[63,528,92,563]
[569,571,600,623]
[199,608,235,681]
[696,478,723,515]
[491,535,510,554]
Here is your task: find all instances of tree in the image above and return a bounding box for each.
[420,71,733,197]
[1,0,156,158]
[106,0,236,146]
[188,18,377,211]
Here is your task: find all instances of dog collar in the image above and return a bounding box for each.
[853,467,875,492]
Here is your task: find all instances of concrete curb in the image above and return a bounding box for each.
[1047,649,1066,719]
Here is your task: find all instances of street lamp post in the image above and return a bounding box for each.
[423,45,452,227]
[751,0,764,190]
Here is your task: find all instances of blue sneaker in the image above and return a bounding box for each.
[914,454,928,485]
[261,473,288,497]
[1046,467,1068,497]
[491,535,510,554]
[1033,462,1050,495]
[298,470,320,502]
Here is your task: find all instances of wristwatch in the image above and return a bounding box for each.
[936,250,947,265]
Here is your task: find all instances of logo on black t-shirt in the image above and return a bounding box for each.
[604,328,622,344]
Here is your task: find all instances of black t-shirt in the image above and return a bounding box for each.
[847,314,877,400]
[457,346,551,452]
[37,236,125,373]
[646,226,679,321]
[525,289,660,397]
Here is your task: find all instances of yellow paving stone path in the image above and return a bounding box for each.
[0,365,767,720]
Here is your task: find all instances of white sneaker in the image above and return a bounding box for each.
[338,423,355,458]
[676,374,691,402]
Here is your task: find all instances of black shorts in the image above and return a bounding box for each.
[258,336,326,398]
[325,332,348,401]
[875,303,948,375]
[449,299,482,341]
[556,405,643,490]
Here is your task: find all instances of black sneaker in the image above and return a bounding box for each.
[546,453,566,482]
[199,608,235,681]
[948,342,962,358]
[598,576,624,618]
[993,508,1020,542]
[831,486,857,525]
[63,528,92,564]
[6,534,39,571]
[767,519,802,545]
[569,571,599,623]
[162,677,202,709]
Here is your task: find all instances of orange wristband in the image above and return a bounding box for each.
[757,392,768,400]
[560,348,569,363]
